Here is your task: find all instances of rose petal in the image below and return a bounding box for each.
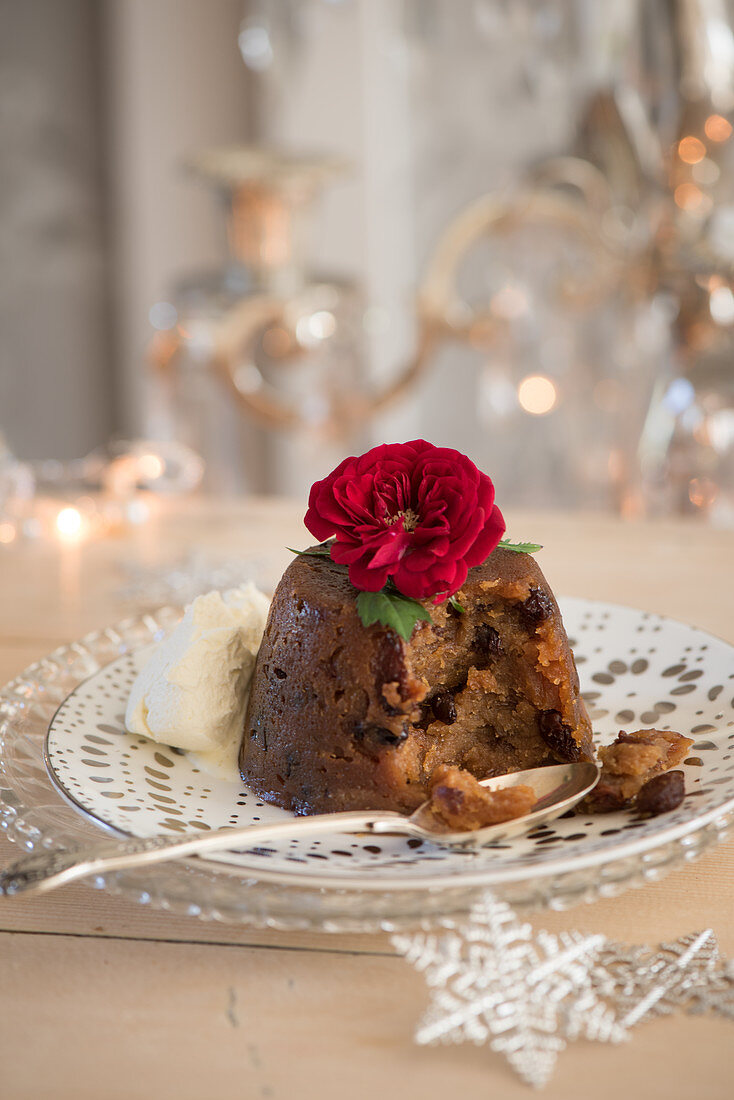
[304,440,506,600]
[347,558,390,592]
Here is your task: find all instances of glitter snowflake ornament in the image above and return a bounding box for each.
[393,892,734,1089]
[597,929,734,1027]
[392,892,627,1088]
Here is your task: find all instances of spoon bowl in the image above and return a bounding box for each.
[404,761,601,846]
[0,762,600,896]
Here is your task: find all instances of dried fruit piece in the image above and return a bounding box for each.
[538,709,582,762]
[431,691,457,725]
[473,623,502,659]
[520,588,554,627]
[635,770,685,815]
[353,721,409,747]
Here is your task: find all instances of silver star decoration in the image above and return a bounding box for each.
[393,892,734,1089]
[596,929,734,1027]
[392,892,627,1089]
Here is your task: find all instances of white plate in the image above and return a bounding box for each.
[43,598,734,887]
[2,598,733,928]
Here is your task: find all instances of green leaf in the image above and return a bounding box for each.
[287,544,334,558]
[498,538,543,554]
[448,595,466,614]
[356,589,432,641]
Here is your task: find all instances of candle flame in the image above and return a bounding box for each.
[56,507,83,541]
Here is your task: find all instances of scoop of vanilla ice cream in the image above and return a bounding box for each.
[125,583,271,774]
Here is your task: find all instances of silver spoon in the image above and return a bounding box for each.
[0,762,599,897]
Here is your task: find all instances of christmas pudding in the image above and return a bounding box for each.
[240,440,593,815]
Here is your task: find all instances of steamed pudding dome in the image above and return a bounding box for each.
[240,546,592,814]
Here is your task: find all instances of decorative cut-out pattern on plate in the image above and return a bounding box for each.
[45,598,734,891]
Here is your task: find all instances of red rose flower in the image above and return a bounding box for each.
[304,439,506,601]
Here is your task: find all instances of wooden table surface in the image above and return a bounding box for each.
[1,498,732,1100]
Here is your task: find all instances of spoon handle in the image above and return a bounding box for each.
[0,809,410,897]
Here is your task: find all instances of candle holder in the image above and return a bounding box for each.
[0,438,203,548]
[148,147,368,494]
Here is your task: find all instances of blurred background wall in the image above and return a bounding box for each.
[2,0,734,523]
[0,0,253,456]
[0,0,112,460]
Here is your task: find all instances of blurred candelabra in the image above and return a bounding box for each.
[0,435,203,548]
[148,148,369,495]
[408,0,734,522]
[143,0,734,520]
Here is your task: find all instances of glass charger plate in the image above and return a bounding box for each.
[1,598,733,932]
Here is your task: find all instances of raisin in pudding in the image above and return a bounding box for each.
[240,545,593,814]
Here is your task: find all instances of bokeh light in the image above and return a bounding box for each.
[238,23,273,71]
[709,285,734,324]
[55,507,83,540]
[663,378,695,414]
[674,183,705,211]
[137,453,166,480]
[704,114,733,142]
[296,310,336,346]
[678,136,706,164]
[692,158,720,185]
[688,477,718,508]
[517,374,557,415]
